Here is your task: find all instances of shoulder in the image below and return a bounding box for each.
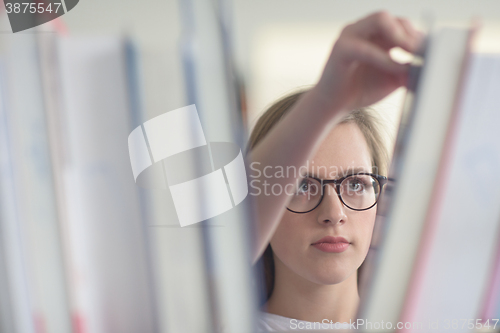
[256,310,317,332]
[257,311,354,331]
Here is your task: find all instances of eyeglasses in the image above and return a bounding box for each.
[286,173,390,213]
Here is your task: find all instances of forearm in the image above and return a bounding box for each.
[247,86,348,264]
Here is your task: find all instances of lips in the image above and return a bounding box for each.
[311,236,349,245]
[311,236,350,253]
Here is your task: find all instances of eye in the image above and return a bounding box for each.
[347,177,367,193]
[298,179,310,193]
[297,178,315,194]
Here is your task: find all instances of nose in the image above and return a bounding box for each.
[316,183,348,225]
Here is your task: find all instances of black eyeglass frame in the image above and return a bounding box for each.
[286,172,391,214]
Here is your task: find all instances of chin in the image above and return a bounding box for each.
[306,267,354,285]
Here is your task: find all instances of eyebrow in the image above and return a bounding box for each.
[303,167,371,179]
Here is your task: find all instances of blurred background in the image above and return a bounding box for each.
[62,0,500,144]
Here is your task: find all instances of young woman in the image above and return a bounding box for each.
[246,11,423,331]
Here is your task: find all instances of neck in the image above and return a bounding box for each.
[263,256,360,324]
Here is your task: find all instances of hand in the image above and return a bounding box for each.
[314,11,423,112]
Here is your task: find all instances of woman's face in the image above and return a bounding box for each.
[270,122,376,285]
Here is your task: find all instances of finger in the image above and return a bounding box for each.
[396,17,424,50]
[340,37,410,74]
[345,11,419,54]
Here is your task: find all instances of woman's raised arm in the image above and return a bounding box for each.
[248,11,422,264]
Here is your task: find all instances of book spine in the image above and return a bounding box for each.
[4,31,72,333]
[57,35,157,333]
[398,25,490,331]
[398,27,476,331]
[37,30,86,333]
[0,58,37,333]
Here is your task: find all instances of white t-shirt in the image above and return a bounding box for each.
[257,311,352,332]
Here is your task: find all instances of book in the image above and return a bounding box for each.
[53,35,157,333]
[0,55,36,333]
[178,0,259,332]
[398,52,500,332]
[1,30,72,333]
[358,25,476,330]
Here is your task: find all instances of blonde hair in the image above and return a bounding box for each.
[246,88,389,303]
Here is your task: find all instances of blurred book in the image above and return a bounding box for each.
[0,29,72,333]
[49,35,157,333]
[0,48,37,333]
[398,52,500,332]
[5,29,73,333]
[179,0,258,332]
[358,28,477,331]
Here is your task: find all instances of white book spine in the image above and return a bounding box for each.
[0,59,36,333]
[3,33,72,333]
[405,54,500,331]
[56,35,156,333]
[360,27,472,329]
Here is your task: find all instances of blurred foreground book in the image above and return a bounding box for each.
[0,29,72,333]
[359,23,500,333]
